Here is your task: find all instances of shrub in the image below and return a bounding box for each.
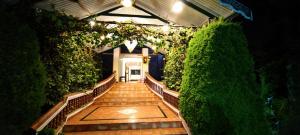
[180,19,271,135]
[0,10,46,135]
[43,32,101,105]
[164,46,186,91]
[33,10,102,105]
[163,28,193,91]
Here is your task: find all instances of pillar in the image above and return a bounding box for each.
[113,47,120,82]
[142,48,149,80]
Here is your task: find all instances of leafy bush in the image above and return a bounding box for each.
[163,28,193,91]
[42,32,101,105]
[180,19,271,135]
[164,46,186,90]
[33,10,102,105]
[0,10,46,135]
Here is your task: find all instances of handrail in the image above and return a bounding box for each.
[31,72,116,133]
[143,73,192,135]
[144,72,179,110]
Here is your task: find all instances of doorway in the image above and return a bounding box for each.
[120,56,143,82]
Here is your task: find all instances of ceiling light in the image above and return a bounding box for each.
[89,20,95,27]
[121,0,134,7]
[172,1,183,13]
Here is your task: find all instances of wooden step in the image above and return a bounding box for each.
[96,97,160,102]
[63,121,184,132]
[93,101,161,106]
[104,93,156,97]
[64,128,187,135]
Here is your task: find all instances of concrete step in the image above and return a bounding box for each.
[64,128,187,135]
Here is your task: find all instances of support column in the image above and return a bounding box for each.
[113,47,120,82]
[142,48,149,80]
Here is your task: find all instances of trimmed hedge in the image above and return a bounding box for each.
[0,10,46,135]
[180,19,271,135]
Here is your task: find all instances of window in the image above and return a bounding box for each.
[131,69,140,75]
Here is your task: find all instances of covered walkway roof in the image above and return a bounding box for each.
[34,0,241,26]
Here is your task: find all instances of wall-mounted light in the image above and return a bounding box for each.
[121,0,134,7]
[172,1,183,13]
[143,56,148,63]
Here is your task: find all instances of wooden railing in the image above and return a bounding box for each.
[31,72,116,133]
[144,73,179,111]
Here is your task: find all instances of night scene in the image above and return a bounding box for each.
[0,0,299,135]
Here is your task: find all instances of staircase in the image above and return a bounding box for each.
[63,83,187,135]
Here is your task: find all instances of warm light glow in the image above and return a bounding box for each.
[172,1,183,13]
[89,20,95,27]
[124,40,138,53]
[118,108,137,115]
[162,25,169,33]
[121,0,133,7]
[100,35,105,40]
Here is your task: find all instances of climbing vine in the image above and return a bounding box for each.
[32,8,195,104]
[163,28,194,91]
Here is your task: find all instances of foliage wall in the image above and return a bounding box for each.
[163,29,193,91]
[164,47,186,90]
[180,19,271,135]
[33,10,102,105]
[0,10,46,135]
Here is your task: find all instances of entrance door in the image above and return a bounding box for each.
[120,56,143,82]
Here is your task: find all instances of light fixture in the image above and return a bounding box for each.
[124,39,138,53]
[172,1,183,13]
[89,20,95,27]
[121,0,134,7]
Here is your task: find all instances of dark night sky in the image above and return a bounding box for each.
[236,1,300,134]
[235,0,300,66]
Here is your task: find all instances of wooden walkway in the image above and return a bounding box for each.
[63,82,187,135]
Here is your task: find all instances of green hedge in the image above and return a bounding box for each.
[180,19,270,135]
[0,10,46,135]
